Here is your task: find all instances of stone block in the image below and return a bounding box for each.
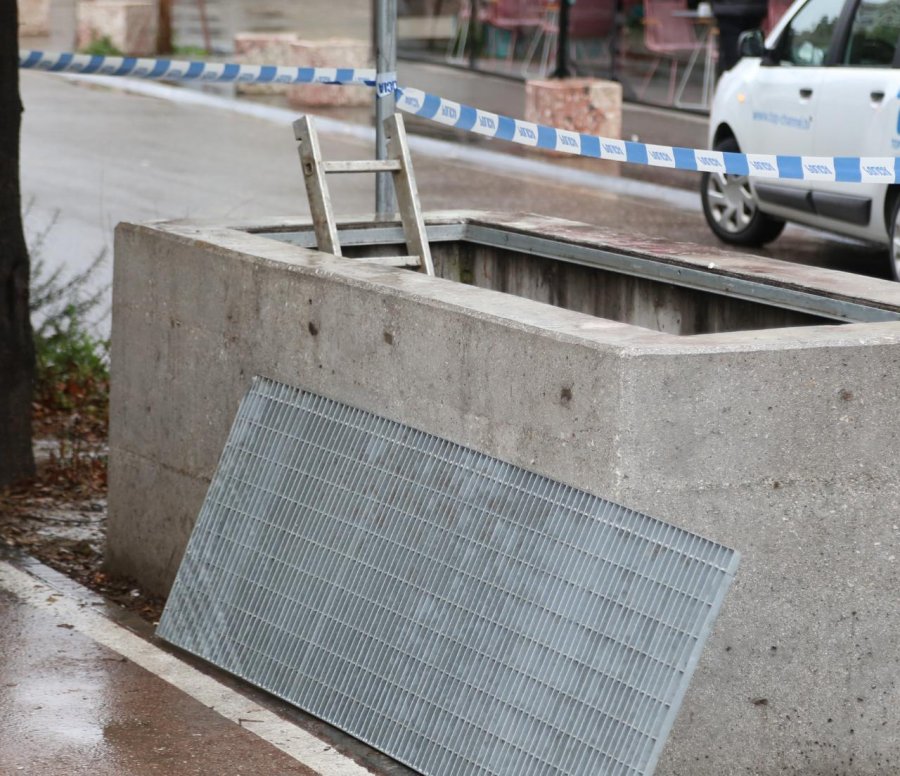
[76,0,158,57]
[233,32,298,95]
[286,37,372,108]
[525,77,622,142]
[18,0,51,37]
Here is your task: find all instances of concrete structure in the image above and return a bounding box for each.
[109,211,900,775]
[232,32,297,94]
[286,38,371,108]
[525,78,622,142]
[18,0,51,37]
[76,0,158,56]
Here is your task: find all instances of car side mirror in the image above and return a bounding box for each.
[738,29,766,58]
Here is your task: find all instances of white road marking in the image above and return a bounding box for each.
[0,560,372,776]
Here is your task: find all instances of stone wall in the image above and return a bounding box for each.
[76,0,158,56]
[18,0,51,37]
[525,78,622,143]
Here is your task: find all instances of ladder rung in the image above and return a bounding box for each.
[359,255,421,268]
[296,114,434,276]
[322,160,403,174]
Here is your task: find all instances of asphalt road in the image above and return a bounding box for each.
[19,71,891,335]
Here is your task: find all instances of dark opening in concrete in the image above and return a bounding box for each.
[256,213,900,337]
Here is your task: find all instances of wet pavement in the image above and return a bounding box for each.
[0,556,416,775]
[0,570,308,774]
[0,587,314,775]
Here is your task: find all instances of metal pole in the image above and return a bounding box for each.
[468,0,477,68]
[375,0,397,216]
[610,0,622,81]
[551,0,572,78]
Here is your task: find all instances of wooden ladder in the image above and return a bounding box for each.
[293,113,435,276]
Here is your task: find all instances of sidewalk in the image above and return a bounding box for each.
[0,554,412,776]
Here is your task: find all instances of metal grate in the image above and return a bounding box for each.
[159,376,739,776]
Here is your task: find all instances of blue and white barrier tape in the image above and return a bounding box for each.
[20,50,900,183]
[376,71,398,99]
[18,49,376,86]
[394,87,900,184]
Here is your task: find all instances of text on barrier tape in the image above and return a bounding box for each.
[20,49,900,184]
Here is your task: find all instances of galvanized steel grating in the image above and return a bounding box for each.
[158,376,739,776]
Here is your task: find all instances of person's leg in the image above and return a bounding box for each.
[716,14,766,77]
[716,17,744,77]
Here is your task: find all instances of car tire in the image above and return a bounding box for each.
[889,195,900,282]
[701,136,785,247]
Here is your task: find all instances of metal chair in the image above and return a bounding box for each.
[523,0,617,76]
[639,0,705,105]
[448,0,483,61]
[482,0,545,61]
[763,0,794,34]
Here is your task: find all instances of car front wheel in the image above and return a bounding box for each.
[701,136,785,247]
[889,195,900,282]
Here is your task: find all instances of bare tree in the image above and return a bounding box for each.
[157,0,174,55]
[0,1,36,486]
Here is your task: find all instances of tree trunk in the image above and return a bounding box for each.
[157,0,174,55]
[0,2,36,486]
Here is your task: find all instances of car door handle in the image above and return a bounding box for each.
[871,90,885,103]
[799,88,813,99]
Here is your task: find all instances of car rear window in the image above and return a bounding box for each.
[844,0,900,66]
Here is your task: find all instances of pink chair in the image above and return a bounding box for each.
[571,0,617,37]
[483,0,546,60]
[639,0,706,105]
[523,0,616,75]
[763,0,793,34]
[448,0,482,60]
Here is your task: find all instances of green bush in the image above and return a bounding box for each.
[80,36,123,57]
[173,45,210,58]
[34,303,109,418]
[29,215,110,424]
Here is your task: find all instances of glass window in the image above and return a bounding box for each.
[844,0,900,66]
[778,0,846,65]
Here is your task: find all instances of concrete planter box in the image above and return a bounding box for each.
[76,0,158,57]
[286,38,371,108]
[18,0,51,37]
[232,32,298,95]
[110,211,900,775]
[525,77,623,144]
[232,32,372,105]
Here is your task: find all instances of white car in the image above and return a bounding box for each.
[701,0,900,278]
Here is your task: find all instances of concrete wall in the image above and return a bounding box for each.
[109,214,900,775]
